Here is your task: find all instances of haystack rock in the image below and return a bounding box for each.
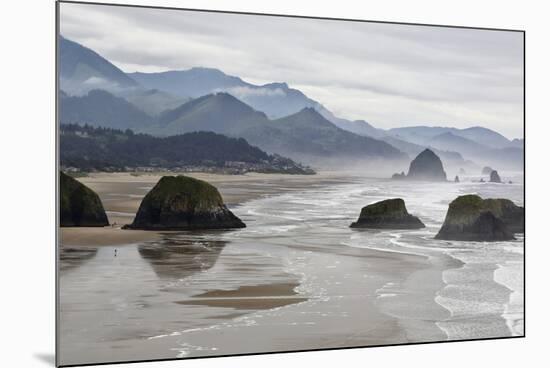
[435,194,524,241]
[392,149,447,181]
[482,166,494,175]
[489,170,502,183]
[60,171,109,227]
[124,175,245,230]
[350,198,425,229]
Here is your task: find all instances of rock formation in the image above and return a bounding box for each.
[454,175,460,183]
[482,166,494,175]
[124,175,245,230]
[435,194,524,241]
[60,171,109,227]
[489,170,502,183]
[350,198,425,229]
[391,149,447,181]
[392,171,406,180]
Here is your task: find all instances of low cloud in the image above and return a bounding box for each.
[222,86,287,98]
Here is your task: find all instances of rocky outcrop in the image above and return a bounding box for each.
[391,149,447,181]
[60,171,109,227]
[435,194,524,241]
[489,170,502,183]
[454,175,460,183]
[350,198,425,229]
[124,175,245,230]
[392,171,406,180]
[482,166,494,175]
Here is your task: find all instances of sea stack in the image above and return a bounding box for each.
[60,171,109,227]
[454,175,460,183]
[395,149,447,181]
[124,175,245,230]
[350,198,425,229]
[435,194,524,241]
[481,166,493,175]
[489,170,502,183]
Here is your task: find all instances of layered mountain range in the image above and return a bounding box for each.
[58,36,524,171]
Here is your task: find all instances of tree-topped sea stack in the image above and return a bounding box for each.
[60,171,109,227]
[124,175,245,230]
[435,194,524,241]
[350,198,425,229]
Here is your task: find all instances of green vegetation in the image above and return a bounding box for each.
[60,124,314,174]
[436,194,524,241]
[350,198,425,229]
[60,171,109,227]
[125,175,245,230]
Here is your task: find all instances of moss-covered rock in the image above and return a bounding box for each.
[124,175,245,230]
[60,171,109,227]
[435,194,523,241]
[350,198,425,229]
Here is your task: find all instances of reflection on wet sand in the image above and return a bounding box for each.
[59,247,98,272]
[138,235,226,279]
[175,282,307,310]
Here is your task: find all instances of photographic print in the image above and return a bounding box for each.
[56,1,525,366]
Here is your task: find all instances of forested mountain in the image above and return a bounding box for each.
[60,124,314,174]
[149,93,405,161]
[60,89,154,130]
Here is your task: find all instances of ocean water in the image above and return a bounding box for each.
[59,174,524,364]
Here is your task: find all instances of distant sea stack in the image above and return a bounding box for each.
[392,149,447,181]
[435,194,524,241]
[124,175,245,230]
[482,166,494,175]
[60,171,109,227]
[350,198,425,229]
[489,170,502,183]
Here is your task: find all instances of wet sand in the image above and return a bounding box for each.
[60,172,348,246]
[58,172,523,366]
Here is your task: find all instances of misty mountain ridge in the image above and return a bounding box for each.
[59,36,522,170]
[60,89,154,131]
[59,36,138,95]
[148,93,405,162]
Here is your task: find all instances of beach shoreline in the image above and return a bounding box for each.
[58,172,522,365]
[60,171,352,247]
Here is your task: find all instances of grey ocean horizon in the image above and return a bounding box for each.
[59,173,524,365]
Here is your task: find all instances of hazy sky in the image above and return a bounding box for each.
[60,3,524,139]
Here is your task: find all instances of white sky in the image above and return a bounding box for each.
[60,2,524,139]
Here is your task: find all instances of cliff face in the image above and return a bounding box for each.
[489,170,502,183]
[406,149,447,181]
[124,175,245,230]
[350,198,425,229]
[435,195,523,241]
[60,171,109,227]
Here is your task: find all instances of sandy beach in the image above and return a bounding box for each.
[58,172,524,366]
[60,171,348,246]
